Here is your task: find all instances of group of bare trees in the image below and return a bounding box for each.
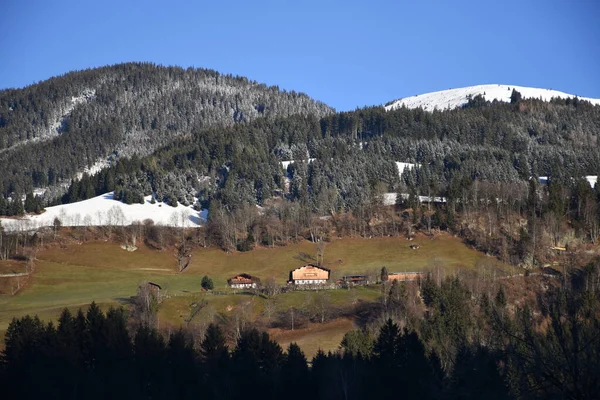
[129,282,161,329]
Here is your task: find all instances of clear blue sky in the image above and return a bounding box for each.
[2,0,599,111]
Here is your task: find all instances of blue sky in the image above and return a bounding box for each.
[1,0,599,111]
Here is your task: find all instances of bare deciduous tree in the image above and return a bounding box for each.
[263,277,280,298]
[131,282,161,329]
[315,291,332,323]
[176,242,192,273]
[263,298,277,322]
[316,240,326,267]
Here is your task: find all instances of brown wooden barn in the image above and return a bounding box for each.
[289,264,330,285]
[341,275,369,285]
[227,274,261,289]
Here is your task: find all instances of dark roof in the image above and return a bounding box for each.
[227,273,261,285]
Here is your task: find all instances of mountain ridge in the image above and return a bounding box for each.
[384,84,600,112]
[0,62,334,197]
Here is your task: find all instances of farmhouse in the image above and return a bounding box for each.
[289,264,330,285]
[388,272,425,282]
[227,274,261,289]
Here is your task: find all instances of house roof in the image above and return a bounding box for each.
[291,264,331,273]
[389,271,425,275]
[289,264,330,281]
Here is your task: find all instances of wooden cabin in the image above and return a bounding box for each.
[227,273,261,289]
[289,264,330,285]
[341,274,368,286]
[387,272,425,282]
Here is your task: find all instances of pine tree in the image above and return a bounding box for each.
[510,89,522,104]
[380,266,389,282]
[340,329,373,357]
[11,195,24,216]
[373,318,400,369]
[24,192,35,213]
[200,323,230,399]
[280,343,309,399]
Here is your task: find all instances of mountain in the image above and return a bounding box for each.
[2,66,600,235]
[384,84,600,112]
[0,62,333,197]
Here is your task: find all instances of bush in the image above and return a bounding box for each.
[201,275,214,290]
[237,232,255,252]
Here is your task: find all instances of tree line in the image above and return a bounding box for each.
[1,168,598,269]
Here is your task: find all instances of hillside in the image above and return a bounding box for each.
[0,62,333,197]
[384,84,600,111]
[1,68,600,266]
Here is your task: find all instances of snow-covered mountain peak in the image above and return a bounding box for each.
[384,84,600,112]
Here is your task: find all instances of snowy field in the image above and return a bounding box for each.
[385,84,600,112]
[0,192,207,232]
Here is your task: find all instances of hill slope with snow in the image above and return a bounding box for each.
[0,192,207,232]
[385,84,600,112]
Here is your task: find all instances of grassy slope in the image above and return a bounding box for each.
[269,317,357,359]
[0,234,506,353]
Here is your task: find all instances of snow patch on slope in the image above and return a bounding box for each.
[0,89,97,157]
[383,193,446,205]
[281,158,316,170]
[536,176,597,187]
[75,158,111,180]
[49,89,96,134]
[395,162,418,177]
[385,84,600,112]
[1,192,207,232]
[586,176,598,188]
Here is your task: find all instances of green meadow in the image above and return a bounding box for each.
[0,234,506,353]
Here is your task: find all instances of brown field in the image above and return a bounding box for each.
[269,318,357,359]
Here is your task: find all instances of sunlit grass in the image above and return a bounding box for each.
[0,233,506,352]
